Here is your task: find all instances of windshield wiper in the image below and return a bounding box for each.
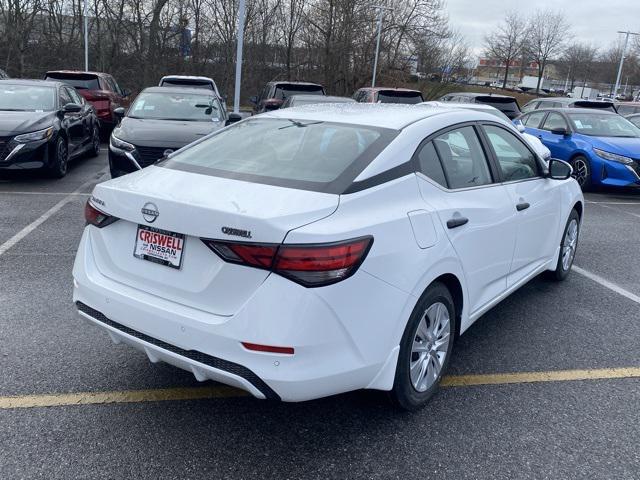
[279,119,324,130]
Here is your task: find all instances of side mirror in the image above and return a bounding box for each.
[249,96,258,105]
[226,112,242,126]
[114,107,126,119]
[513,119,526,133]
[547,158,572,180]
[62,103,82,113]
[551,127,569,136]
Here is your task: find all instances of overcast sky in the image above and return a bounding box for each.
[447,0,640,56]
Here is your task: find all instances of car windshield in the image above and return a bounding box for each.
[274,85,324,99]
[0,84,56,111]
[378,91,423,104]
[46,74,100,90]
[567,113,640,138]
[128,92,222,121]
[162,118,395,192]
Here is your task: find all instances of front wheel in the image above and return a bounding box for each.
[569,155,592,191]
[548,209,580,281]
[391,282,456,411]
[47,136,69,178]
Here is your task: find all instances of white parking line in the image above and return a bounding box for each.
[0,169,107,257]
[573,266,640,305]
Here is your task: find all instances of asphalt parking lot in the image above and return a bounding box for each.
[1,149,639,479]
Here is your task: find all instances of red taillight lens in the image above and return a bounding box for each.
[84,201,118,228]
[241,342,294,355]
[202,236,373,287]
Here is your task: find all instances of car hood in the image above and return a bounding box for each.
[0,111,56,136]
[587,135,640,159]
[114,117,225,148]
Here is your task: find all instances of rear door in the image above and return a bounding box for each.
[480,124,560,286]
[414,125,517,316]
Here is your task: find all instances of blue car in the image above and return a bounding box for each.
[519,108,640,189]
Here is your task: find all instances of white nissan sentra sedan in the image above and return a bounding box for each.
[73,104,583,410]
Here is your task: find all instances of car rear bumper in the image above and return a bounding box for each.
[72,228,410,401]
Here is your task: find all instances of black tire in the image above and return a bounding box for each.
[47,136,69,178]
[548,209,580,281]
[569,155,592,191]
[87,124,100,158]
[391,282,456,411]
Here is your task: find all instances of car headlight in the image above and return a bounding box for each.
[110,135,135,152]
[593,147,633,165]
[14,126,54,143]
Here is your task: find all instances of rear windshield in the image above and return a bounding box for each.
[162,118,397,193]
[475,96,520,114]
[46,73,100,90]
[378,91,423,104]
[572,101,617,112]
[274,84,324,99]
[567,113,640,138]
[161,79,214,90]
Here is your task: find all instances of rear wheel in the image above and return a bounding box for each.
[569,155,591,191]
[47,136,68,178]
[548,209,580,281]
[391,282,455,411]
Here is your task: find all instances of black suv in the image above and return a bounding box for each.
[439,92,521,119]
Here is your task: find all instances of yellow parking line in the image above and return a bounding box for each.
[2,367,639,410]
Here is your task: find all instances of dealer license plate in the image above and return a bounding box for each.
[133,225,185,269]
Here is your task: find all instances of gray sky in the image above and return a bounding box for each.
[447,0,640,56]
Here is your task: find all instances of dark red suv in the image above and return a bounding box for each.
[44,71,130,130]
[251,81,325,113]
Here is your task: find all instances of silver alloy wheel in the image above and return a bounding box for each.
[572,158,588,186]
[409,301,451,392]
[562,219,579,271]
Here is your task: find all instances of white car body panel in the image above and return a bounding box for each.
[73,104,584,402]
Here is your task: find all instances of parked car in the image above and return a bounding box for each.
[627,113,640,129]
[419,101,551,161]
[281,94,355,108]
[44,70,130,131]
[616,102,640,116]
[0,79,100,178]
[522,97,618,114]
[74,104,582,410]
[439,92,521,119]
[353,87,424,104]
[519,108,640,189]
[251,81,325,113]
[108,86,241,178]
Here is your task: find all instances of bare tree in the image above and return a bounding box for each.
[526,9,570,94]
[484,11,524,88]
[559,42,598,91]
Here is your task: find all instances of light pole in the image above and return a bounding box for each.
[83,0,88,71]
[233,0,246,114]
[613,30,640,100]
[371,5,392,88]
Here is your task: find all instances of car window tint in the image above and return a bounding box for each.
[484,125,539,181]
[542,113,567,131]
[432,126,492,189]
[59,87,72,106]
[523,111,546,128]
[416,141,447,188]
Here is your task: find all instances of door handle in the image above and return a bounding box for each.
[447,217,469,229]
[516,202,530,211]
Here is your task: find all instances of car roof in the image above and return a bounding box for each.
[140,86,218,96]
[526,107,616,115]
[359,87,422,93]
[262,103,495,129]
[420,101,498,111]
[46,70,109,77]
[0,78,60,87]
[269,81,324,87]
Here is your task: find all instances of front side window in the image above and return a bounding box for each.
[484,125,539,181]
[0,84,56,111]
[432,126,493,189]
[163,118,396,193]
[542,113,568,131]
[66,87,83,105]
[59,87,72,106]
[128,92,223,122]
[523,111,546,128]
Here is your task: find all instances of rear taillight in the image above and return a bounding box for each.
[84,200,118,228]
[202,236,373,287]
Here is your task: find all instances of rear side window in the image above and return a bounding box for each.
[432,126,492,189]
[163,118,397,193]
[416,142,447,188]
[484,125,539,181]
[523,111,546,128]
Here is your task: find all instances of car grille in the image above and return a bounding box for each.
[0,137,13,162]
[133,145,169,168]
